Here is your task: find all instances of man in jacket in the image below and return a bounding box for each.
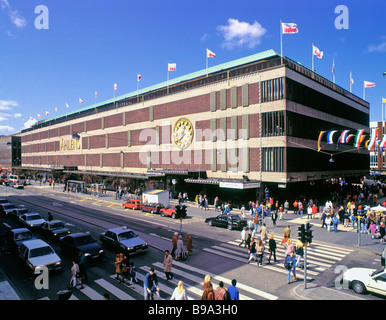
[144,268,159,300]
[239,227,248,247]
[227,279,239,300]
[214,281,228,300]
[163,250,174,280]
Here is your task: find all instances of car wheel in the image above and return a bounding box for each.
[352,281,366,294]
[172,213,176,219]
[208,221,213,226]
[151,210,155,214]
[227,224,233,230]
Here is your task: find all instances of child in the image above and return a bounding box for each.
[129,262,138,284]
[369,221,377,239]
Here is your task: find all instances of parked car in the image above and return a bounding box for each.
[9,207,29,221]
[10,181,24,189]
[341,267,386,297]
[40,220,71,239]
[19,213,46,228]
[18,239,62,272]
[100,226,148,255]
[0,198,8,204]
[59,233,104,261]
[0,203,16,217]
[5,228,36,251]
[140,203,165,214]
[205,214,247,230]
[160,205,177,218]
[122,199,142,210]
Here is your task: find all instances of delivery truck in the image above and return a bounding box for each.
[142,189,170,207]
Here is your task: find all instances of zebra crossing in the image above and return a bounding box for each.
[39,259,279,300]
[202,234,354,280]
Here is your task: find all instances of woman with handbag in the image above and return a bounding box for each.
[70,260,83,289]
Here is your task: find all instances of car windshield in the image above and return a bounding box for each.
[27,215,42,221]
[229,215,242,221]
[50,222,65,230]
[74,235,96,246]
[118,231,137,241]
[29,246,54,258]
[15,232,33,241]
[371,269,385,277]
[17,209,28,214]
[4,204,15,210]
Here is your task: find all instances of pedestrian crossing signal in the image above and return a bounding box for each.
[305,222,313,244]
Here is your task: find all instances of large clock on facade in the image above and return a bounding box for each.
[173,118,194,149]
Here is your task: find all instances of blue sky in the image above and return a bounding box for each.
[0,0,385,134]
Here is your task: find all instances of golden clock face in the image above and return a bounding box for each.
[173,118,194,150]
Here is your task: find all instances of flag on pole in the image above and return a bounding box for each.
[95,91,97,98]
[66,103,69,108]
[206,48,216,58]
[55,107,58,112]
[30,117,35,121]
[281,22,298,34]
[114,83,118,90]
[350,71,354,85]
[45,111,49,116]
[37,114,41,119]
[383,97,386,104]
[332,59,335,83]
[364,81,375,88]
[79,98,84,104]
[312,45,323,59]
[168,63,177,71]
[137,74,141,82]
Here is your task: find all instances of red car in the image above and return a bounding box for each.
[160,205,177,219]
[122,199,142,210]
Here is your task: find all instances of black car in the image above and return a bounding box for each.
[5,228,36,251]
[9,208,29,221]
[59,233,104,261]
[0,198,8,204]
[205,214,247,230]
[0,203,16,217]
[40,220,71,239]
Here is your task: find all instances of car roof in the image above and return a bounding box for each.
[64,233,91,238]
[46,220,64,224]
[22,212,42,216]
[21,239,51,249]
[11,228,31,234]
[107,226,134,234]
[0,203,12,206]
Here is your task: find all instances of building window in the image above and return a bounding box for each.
[262,111,285,137]
[261,77,284,103]
[262,147,285,172]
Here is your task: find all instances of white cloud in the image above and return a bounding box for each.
[0,0,27,29]
[23,118,37,130]
[200,33,210,42]
[217,18,266,49]
[0,100,19,111]
[367,37,386,53]
[0,125,15,133]
[13,113,22,118]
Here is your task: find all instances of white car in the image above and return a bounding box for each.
[19,213,46,228]
[18,239,62,272]
[342,267,386,296]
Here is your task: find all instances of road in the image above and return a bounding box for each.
[0,182,384,301]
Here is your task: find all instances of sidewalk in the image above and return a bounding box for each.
[0,268,21,300]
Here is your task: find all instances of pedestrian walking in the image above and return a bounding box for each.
[261,223,268,243]
[247,238,257,263]
[239,227,248,247]
[255,239,265,266]
[283,225,291,238]
[284,200,289,217]
[171,232,178,256]
[175,235,185,260]
[78,251,88,283]
[186,233,193,255]
[294,240,304,268]
[369,221,377,239]
[271,210,278,227]
[293,200,298,215]
[163,250,174,281]
[380,222,385,242]
[144,268,160,300]
[115,252,124,282]
[325,215,332,232]
[47,212,53,222]
[267,234,277,264]
[285,238,295,257]
[321,210,327,229]
[332,215,340,232]
[170,281,188,300]
[227,279,240,300]
[70,260,83,289]
[307,205,312,219]
[121,254,131,284]
[241,204,246,218]
[214,281,228,300]
[201,275,215,300]
[312,204,317,219]
[285,252,297,284]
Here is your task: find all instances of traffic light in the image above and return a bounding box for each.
[297,224,306,243]
[305,222,313,244]
[175,205,187,220]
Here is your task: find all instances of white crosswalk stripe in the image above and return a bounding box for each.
[39,258,278,300]
[202,234,354,280]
